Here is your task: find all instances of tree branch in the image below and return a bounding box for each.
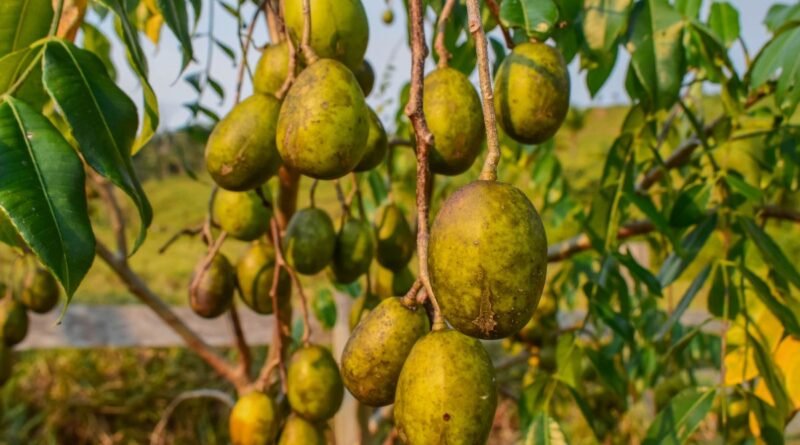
[406,0,444,329]
[229,303,252,376]
[434,0,457,68]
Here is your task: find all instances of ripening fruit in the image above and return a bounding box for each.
[354,60,375,96]
[284,0,369,70]
[395,329,497,444]
[278,414,326,445]
[429,181,547,339]
[0,343,11,386]
[374,204,414,271]
[277,59,369,179]
[382,9,394,25]
[341,298,429,406]
[212,189,271,241]
[229,391,280,445]
[375,265,416,299]
[236,242,291,314]
[189,253,234,319]
[349,292,380,330]
[205,95,282,191]
[494,42,570,144]
[254,42,291,95]
[354,108,387,172]
[287,344,344,421]
[331,218,375,284]
[0,297,28,346]
[20,268,60,314]
[424,67,484,175]
[282,208,336,275]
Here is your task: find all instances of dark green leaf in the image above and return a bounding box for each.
[367,170,388,207]
[0,46,48,110]
[708,2,740,47]
[0,0,52,58]
[42,39,152,253]
[658,214,717,286]
[156,0,194,73]
[643,388,716,445]
[81,22,117,80]
[656,265,711,340]
[739,217,800,290]
[669,184,711,228]
[0,97,95,297]
[312,288,337,329]
[707,264,739,319]
[724,173,763,201]
[215,39,236,63]
[616,251,662,296]
[585,135,634,251]
[749,25,800,116]
[585,348,627,398]
[499,0,560,41]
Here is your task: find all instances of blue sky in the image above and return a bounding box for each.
[90,1,783,132]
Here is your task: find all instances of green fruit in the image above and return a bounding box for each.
[229,392,280,445]
[354,60,375,96]
[354,108,387,172]
[331,218,375,284]
[254,42,291,95]
[375,265,415,299]
[287,344,344,421]
[424,67,484,175]
[189,253,234,319]
[213,189,271,241]
[373,203,414,271]
[429,181,547,339]
[0,297,28,346]
[20,268,60,314]
[0,343,11,386]
[277,59,369,179]
[205,94,282,191]
[395,329,497,444]
[382,9,394,25]
[349,292,380,330]
[282,208,336,275]
[278,414,326,445]
[341,298,429,406]
[236,242,291,314]
[284,0,369,70]
[494,42,570,144]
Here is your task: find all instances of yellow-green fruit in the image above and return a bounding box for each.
[373,204,414,271]
[0,343,11,385]
[189,253,235,318]
[375,265,415,299]
[341,298,429,406]
[395,329,497,444]
[354,108,387,172]
[354,60,375,96]
[382,9,394,25]
[213,189,271,241]
[278,414,326,445]
[254,42,290,95]
[423,67,484,175]
[284,0,369,70]
[0,297,28,346]
[287,345,344,421]
[20,268,59,314]
[277,59,369,179]
[236,242,291,314]
[229,392,280,445]
[282,208,336,275]
[494,42,570,144]
[205,94,282,191]
[429,181,547,339]
[331,218,375,284]
[349,292,381,330]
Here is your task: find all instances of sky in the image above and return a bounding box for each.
[89,0,783,132]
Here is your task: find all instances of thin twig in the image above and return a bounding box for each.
[309,179,319,208]
[465,0,502,181]
[229,303,252,376]
[234,0,269,104]
[270,218,312,345]
[189,232,228,300]
[149,389,234,445]
[158,226,203,254]
[434,0,458,68]
[485,0,514,48]
[406,0,444,330]
[93,175,128,258]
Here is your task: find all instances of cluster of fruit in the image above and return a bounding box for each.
[0,269,61,385]
[191,0,571,443]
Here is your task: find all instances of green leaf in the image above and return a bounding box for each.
[627,0,686,110]
[554,332,582,388]
[708,2,740,47]
[519,374,559,426]
[675,0,701,18]
[739,217,800,290]
[367,170,388,207]
[585,135,634,251]
[312,288,337,329]
[582,0,633,55]
[741,266,800,337]
[656,265,711,340]
[523,412,568,445]
[499,0,560,41]
[0,97,95,297]
[707,264,739,319]
[749,25,800,116]
[81,22,116,80]
[616,251,662,296]
[0,0,52,58]
[0,46,49,110]
[585,348,627,398]
[156,0,194,73]
[657,214,717,286]
[746,327,790,416]
[724,173,763,201]
[764,3,800,34]
[100,0,160,152]
[643,388,715,445]
[668,184,711,228]
[42,39,152,253]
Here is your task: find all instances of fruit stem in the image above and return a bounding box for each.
[234,0,268,104]
[466,0,502,182]
[275,5,299,100]
[434,0,458,68]
[406,0,445,330]
[300,0,319,64]
[485,0,515,49]
[309,179,318,208]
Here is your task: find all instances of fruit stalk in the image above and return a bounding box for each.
[234,0,270,104]
[300,0,319,64]
[434,0,457,68]
[228,303,253,375]
[405,0,444,330]
[466,0,502,182]
[485,0,514,48]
